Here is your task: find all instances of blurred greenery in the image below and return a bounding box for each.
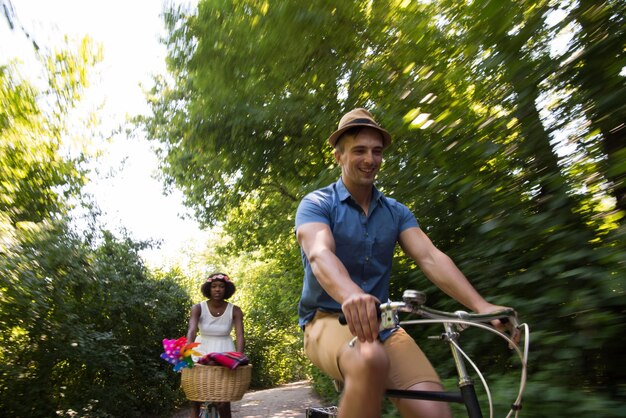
[2,0,625,417]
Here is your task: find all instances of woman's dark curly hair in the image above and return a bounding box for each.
[200,272,236,300]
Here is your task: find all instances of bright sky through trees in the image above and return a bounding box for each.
[2,0,207,267]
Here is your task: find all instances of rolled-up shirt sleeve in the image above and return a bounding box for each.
[296,190,332,231]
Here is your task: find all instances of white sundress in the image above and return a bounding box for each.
[193,301,236,360]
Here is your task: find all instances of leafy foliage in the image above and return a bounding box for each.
[0,222,190,417]
[0,60,85,225]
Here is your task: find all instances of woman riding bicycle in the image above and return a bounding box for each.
[186,273,245,418]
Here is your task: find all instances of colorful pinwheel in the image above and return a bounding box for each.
[160,336,201,372]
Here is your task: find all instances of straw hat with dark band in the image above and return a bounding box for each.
[327,108,392,148]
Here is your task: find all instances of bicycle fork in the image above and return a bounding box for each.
[442,322,483,418]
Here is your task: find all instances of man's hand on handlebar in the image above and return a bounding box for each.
[341,294,381,343]
[477,303,520,346]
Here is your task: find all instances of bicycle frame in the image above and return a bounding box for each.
[383,321,485,418]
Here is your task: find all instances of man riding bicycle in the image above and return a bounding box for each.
[295,108,517,418]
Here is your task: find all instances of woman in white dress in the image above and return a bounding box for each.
[186,273,245,418]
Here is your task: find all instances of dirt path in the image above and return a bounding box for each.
[172,380,331,418]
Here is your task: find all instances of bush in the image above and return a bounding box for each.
[0,224,191,417]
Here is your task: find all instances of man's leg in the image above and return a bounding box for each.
[384,328,452,418]
[337,340,389,418]
[304,312,389,418]
[394,381,452,418]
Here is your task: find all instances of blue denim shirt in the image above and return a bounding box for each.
[295,178,419,329]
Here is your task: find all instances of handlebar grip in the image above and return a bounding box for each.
[496,309,519,326]
[338,305,381,325]
[478,312,518,329]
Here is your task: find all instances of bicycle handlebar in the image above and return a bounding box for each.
[338,289,519,331]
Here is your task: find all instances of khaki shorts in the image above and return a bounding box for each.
[304,311,440,390]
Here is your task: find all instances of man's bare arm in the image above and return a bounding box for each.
[297,222,379,342]
[400,227,499,312]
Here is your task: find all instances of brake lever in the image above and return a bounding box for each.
[454,310,519,343]
[486,312,520,347]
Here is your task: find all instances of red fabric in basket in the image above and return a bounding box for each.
[197,351,250,369]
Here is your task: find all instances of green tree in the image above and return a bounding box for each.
[0,60,84,224]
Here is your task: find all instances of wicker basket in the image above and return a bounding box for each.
[181,364,252,402]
